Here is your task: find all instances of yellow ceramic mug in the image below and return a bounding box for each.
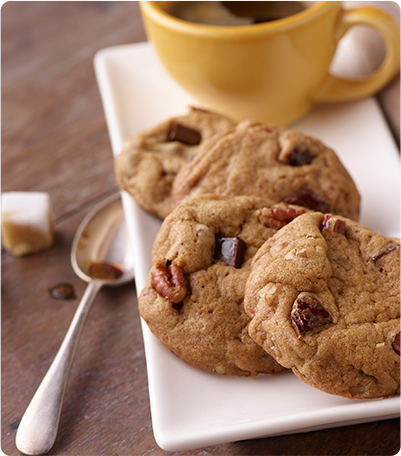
[140,1,400,125]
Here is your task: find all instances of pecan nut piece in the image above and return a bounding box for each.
[259,205,306,229]
[370,243,399,265]
[151,262,187,303]
[291,295,332,336]
[321,214,346,235]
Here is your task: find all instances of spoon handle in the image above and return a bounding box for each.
[16,280,103,456]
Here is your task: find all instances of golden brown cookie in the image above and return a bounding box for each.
[244,211,400,398]
[139,194,307,376]
[172,120,361,221]
[114,107,236,219]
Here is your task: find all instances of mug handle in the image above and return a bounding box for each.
[314,6,400,102]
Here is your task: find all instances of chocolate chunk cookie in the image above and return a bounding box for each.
[139,194,307,376]
[244,212,400,398]
[172,120,361,221]
[114,107,235,219]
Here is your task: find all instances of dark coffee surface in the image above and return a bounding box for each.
[168,1,306,25]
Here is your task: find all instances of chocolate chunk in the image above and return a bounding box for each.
[167,122,201,145]
[214,236,246,268]
[291,295,332,336]
[370,244,399,265]
[288,144,314,166]
[284,187,330,213]
[392,332,400,355]
[172,301,184,313]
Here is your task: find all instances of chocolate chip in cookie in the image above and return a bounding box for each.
[167,122,201,145]
[214,236,246,268]
[287,143,314,166]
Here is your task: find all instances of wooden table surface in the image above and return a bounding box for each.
[2,2,400,456]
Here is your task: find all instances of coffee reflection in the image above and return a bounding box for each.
[167,1,310,26]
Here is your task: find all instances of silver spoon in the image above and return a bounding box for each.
[15,193,134,455]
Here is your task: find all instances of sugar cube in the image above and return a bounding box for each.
[1,191,55,256]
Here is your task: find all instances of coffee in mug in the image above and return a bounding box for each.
[167,2,310,26]
[140,1,400,125]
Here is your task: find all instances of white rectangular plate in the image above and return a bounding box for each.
[94,42,400,452]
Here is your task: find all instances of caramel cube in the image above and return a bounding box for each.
[1,192,55,256]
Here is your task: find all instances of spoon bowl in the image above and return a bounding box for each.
[16,192,134,456]
[71,193,134,285]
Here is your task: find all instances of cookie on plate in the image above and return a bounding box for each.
[114,106,236,219]
[172,120,361,221]
[244,211,400,398]
[139,194,308,376]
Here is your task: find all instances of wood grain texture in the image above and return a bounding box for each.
[1,2,400,455]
